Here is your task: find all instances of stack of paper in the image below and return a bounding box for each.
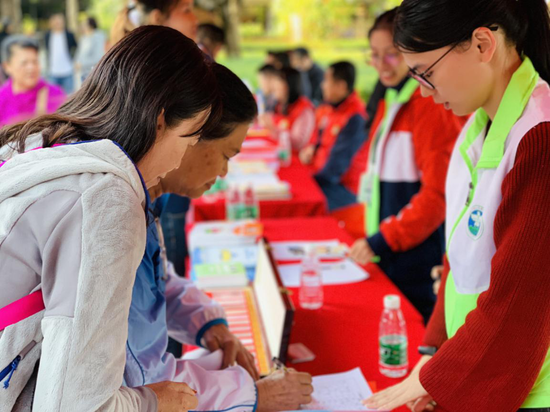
[192,262,249,289]
[291,368,378,411]
[225,159,291,201]
[271,240,348,261]
[191,245,258,281]
[276,259,369,288]
[188,220,263,250]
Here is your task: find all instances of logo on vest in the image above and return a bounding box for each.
[331,125,341,136]
[467,206,484,240]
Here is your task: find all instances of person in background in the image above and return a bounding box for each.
[0,18,13,49]
[257,64,278,113]
[127,62,314,412]
[365,0,550,410]
[290,47,325,106]
[0,18,12,84]
[197,23,225,61]
[260,67,316,151]
[0,35,65,126]
[75,17,106,82]
[265,50,278,66]
[111,0,198,44]
[349,8,464,323]
[45,14,77,94]
[269,51,291,70]
[300,61,366,211]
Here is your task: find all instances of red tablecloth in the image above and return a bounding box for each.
[191,157,327,222]
[262,217,425,410]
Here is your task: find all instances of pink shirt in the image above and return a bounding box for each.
[0,79,66,126]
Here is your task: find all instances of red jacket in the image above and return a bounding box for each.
[311,91,366,191]
[355,88,465,253]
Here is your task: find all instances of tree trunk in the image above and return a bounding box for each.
[221,0,240,58]
[66,0,79,35]
[264,5,274,36]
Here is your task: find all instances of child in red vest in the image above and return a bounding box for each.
[260,68,316,151]
[300,61,367,211]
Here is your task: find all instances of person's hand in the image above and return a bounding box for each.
[256,369,313,412]
[363,355,431,411]
[203,323,260,380]
[406,395,437,412]
[146,381,198,412]
[299,145,315,165]
[431,266,444,295]
[404,356,435,412]
[350,238,375,265]
[258,113,274,129]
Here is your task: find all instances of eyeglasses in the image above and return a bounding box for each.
[367,51,401,67]
[408,26,499,90]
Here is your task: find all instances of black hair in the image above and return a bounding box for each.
[258,64,278,76]
[87,17,98,30]
[1,35,39,63]
[0,26,222,163]
[273,51,291,69]
[368,8,397,38]
[207,63,258,139]
[293,47,310,58]
[273,67,303,110]
[329,61,356,92]
[395,0,550,83]
[197,23,225,45]
[1,18,11,32]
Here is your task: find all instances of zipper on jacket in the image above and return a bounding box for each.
[0,340,37,389]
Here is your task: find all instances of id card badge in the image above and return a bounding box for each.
[358,171,374,204]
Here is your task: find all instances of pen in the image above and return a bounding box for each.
[272,357,288,372]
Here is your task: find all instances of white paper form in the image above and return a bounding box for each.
[277,259,369,287]
[300,368,378,411]
[271,240,348,261]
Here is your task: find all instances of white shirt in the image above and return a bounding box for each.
[49,31,73,77]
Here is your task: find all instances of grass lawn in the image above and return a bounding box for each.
[217,37,379,102]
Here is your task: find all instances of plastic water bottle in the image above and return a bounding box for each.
[225,184,241,221]
[243,184,259,219]
[278,129,292,168]
[299,248,323,310]
[379,295,408,378]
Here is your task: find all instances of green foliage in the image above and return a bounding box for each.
[273,0,356,40]
[87,0,125,31]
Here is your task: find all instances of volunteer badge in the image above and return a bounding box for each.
[467,207,484,239]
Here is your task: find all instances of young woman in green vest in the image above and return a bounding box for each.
[364,1,550,411]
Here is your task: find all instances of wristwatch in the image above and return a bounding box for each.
[418,345,438,356]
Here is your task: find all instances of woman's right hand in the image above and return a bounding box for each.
[299,145,315,165]
[431,265,444,295]
[405,355,434,412]
[256,369,313,411]
[146,381,199,412]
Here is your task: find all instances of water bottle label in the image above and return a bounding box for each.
[379,340,408,366]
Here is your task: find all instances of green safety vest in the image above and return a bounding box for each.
[445,57,550,408]
[358,78,419,238]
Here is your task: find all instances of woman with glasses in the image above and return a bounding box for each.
[349,8,465,323]
[364,1,550,411]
